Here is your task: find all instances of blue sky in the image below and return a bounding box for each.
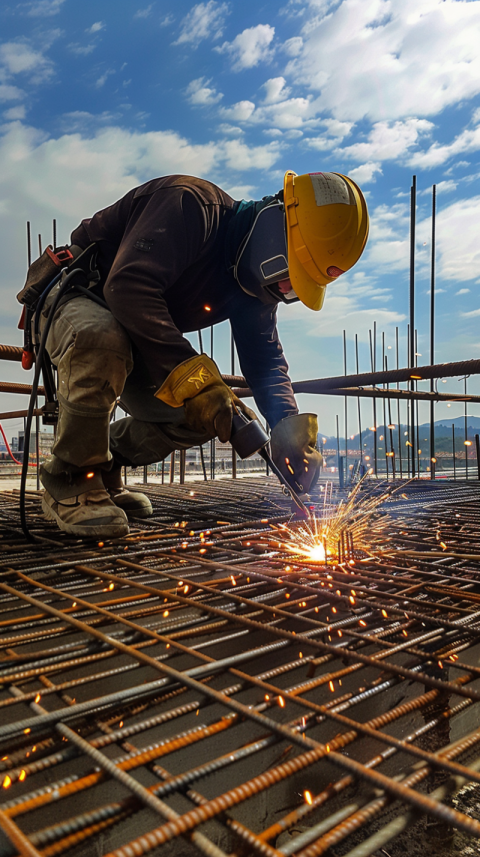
[1,0,480,437]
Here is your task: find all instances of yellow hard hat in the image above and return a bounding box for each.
[284,171,369,311]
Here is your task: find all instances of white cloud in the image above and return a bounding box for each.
[222,183,256,199]
[305,136,332,151]
[160,13,175,26]
[288,285,406,343]
[220,100,255,122]
[408,124,480,169]
[321,118,353,139]
[3,105,26,120]
[87,22,104,34]
[95,69,115,88]
[221,139,282,171]
[221,93,313,130]
[59,111,123,131]
[0,42,53,81]
[216,24,275,71]
[134,5,153,19]
[68,43,96,56]
[27,0,66,15]
[288,0,480,123]
[282,36,303,56]
[456,289,470,296]
[430,195,480,283]
[348,162,382,185]
[341,119,434,162]
[0,119,281,242]
[185,77,223,106]
[174,1,229,46]
[218,123,244,136]
[420,179,457,195]
[261,77,290,104]
[0,84,25,102]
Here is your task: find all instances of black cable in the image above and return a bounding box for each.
[20,267,89,541]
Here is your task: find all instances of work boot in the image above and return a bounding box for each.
[40,456,129,538]
[102,464,153,519]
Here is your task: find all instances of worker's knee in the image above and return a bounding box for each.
[44,297,133,408]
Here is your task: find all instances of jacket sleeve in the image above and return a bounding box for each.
[101,187,204,387]
[230,296,298,429]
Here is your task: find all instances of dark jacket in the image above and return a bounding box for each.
[71,174,298,428]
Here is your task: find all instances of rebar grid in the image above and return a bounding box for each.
[1,477,480,857]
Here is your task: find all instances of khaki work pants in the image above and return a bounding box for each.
[41,295,213,469]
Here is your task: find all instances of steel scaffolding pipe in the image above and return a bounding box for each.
[223,358,480,392]
[233,385,480,404]
[0,344,23,362]
[0,381,45,396]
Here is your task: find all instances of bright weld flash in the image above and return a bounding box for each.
[277,696,285,708]
[304,790,313,805]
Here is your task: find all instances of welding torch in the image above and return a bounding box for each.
[229,411,312,518]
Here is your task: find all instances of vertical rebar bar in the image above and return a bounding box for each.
[382,332,388,478]
[336,414,340,483]
[53,218,57,249]
[231,328,236,480]
[369,327,377,477]
[343,330,348,477]
[410,176,417,478]
[179,450,186,484]
[406,325,411,477]
[465,380,468,481]
[200,444,207,481]
[38,234,42,256]
[355,334,363,464]
[476,434,480,481]
[210,326,215,480]
[170,451,175,484]
[414,330,420,476]
[26,221,32,268]
[452,424,456,480]
[385,356,395,479]
[396,327,402,478]
[35,401,40,491]
[430,184,436,480]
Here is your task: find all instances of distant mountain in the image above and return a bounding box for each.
[422,417,480,430]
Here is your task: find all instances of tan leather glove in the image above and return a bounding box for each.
[155,354,257,443]
[270,413,322,494]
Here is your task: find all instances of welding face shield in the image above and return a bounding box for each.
[233,201,299,306]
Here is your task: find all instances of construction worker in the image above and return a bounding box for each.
[19,171,368,537]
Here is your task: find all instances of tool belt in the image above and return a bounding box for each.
[16,243,102,422]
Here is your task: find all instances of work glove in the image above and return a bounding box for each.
[270,413,322,494]
[154,354,257,443]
